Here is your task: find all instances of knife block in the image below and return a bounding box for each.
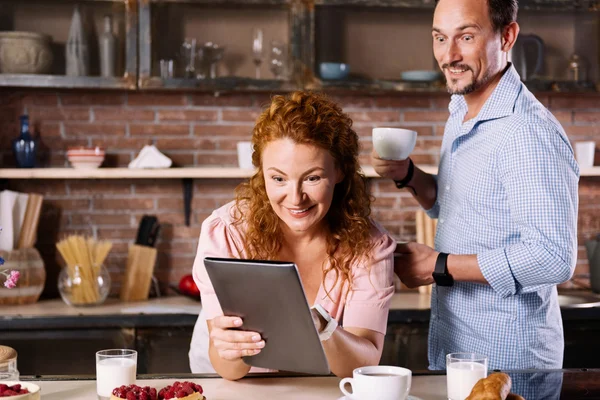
[120,244,157,302]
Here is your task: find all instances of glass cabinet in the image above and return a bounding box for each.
[0,0,597,92]
[0,0,137,89]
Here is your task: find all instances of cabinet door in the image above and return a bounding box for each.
[136,327,195,374]
[381,322,429,371]
[0,328,135,375]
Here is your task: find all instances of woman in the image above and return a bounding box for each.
[190,91,395,380]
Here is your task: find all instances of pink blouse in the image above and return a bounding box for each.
[192,201,396,335]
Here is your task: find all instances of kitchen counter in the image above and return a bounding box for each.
[1,293,431,330]
[2,291,599,331]
[3,292,600,374]
[22,369,600,400]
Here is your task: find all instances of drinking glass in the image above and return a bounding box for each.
[446,353,488,400]
[96,349,137,400]
[269,40,286,80]
[252,28,264,79]
[159,59,174,79]
[180,38,197,79]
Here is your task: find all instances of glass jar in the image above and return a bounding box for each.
[0,248,46,306]
[58,264,111,307]
[0,346,19,381]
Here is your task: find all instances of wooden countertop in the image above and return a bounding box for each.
[1,293,431,318]
[28,375,446,400]
[21,369,600,400]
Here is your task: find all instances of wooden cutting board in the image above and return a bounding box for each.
[120,244,157,302]
[17,193,44,249]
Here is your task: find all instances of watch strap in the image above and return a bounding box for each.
[393,158,415,189]
[433,252,454,287]
[311,304,337,341]
[434,252,449,275]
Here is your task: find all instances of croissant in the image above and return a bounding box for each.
[465,372,525,400]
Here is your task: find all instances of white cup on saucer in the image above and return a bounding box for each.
[372,127,417,160]
[339,365,412,400]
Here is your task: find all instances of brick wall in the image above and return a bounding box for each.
[0,89,597,297]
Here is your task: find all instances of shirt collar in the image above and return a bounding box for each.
[447,63,522,122]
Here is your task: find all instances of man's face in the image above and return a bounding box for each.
[432,0,504,95]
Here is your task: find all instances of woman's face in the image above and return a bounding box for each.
[262,138,343,235]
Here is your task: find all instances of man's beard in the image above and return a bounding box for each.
[443,63,492,95]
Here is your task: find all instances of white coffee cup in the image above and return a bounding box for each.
[372,127,417,161]
[575,141,595,169]
[339,365,412,400]
[237,141,254,170]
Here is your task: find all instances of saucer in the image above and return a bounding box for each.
[337,396,423,400]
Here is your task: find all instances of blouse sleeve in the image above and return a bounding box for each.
[342,229,396,335]
[192,209,243,320]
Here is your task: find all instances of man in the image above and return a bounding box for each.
[371,0,579,370]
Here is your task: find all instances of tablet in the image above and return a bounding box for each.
[203,257,331,375]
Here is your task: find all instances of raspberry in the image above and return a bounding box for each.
[111,384,157,400]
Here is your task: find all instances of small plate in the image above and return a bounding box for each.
[338,396,423,400]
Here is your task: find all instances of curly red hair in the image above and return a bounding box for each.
[233,91,374,295]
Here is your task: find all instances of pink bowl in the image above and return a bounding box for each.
[67,147,105,169]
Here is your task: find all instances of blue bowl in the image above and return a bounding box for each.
[319,62,350,80]
[401,70,442,82]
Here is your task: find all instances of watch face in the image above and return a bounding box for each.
[433,273,454,287]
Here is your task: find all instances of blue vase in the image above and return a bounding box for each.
[12,115,37,168]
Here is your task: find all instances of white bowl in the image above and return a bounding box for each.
[69,158,104,169]
[0,31,53,74]
[372,127,417,160]
[0,381,41,400]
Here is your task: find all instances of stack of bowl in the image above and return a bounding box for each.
[66,147,105,169]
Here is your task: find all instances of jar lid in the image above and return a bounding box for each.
[0,345,17,362]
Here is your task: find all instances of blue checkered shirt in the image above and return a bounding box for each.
[426,65,579,370]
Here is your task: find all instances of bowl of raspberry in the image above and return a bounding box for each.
[0,382,40,399]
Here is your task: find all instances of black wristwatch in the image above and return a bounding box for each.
[393,158,414,189]
[432,252,454,287]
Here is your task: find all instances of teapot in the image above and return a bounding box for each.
[509,34,545,81]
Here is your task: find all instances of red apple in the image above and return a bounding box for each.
[179,274,200,298]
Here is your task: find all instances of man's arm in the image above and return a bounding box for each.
[370,152,438,211]
[395,243,487,287]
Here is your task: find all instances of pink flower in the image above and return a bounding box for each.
[2,269,19,289]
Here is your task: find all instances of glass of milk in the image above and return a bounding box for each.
[446,352,488,400]
[96,349,137,400]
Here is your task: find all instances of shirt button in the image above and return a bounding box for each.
[445,185,450,191]
[439,219,445,224]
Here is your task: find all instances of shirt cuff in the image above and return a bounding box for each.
[342,300,392,335]
[478,248,517,298]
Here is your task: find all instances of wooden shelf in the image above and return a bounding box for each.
[149,0,291,4]
[0,165,595,179]
[0,75,136,90]
[138,77,295,92]
[315,0,598,10]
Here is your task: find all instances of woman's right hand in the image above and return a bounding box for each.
[209,316,266,361]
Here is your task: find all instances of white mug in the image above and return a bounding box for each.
[236,141,254,170]
[575,141,595,169]
[372,127,417,160]
[339,365,412,400]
